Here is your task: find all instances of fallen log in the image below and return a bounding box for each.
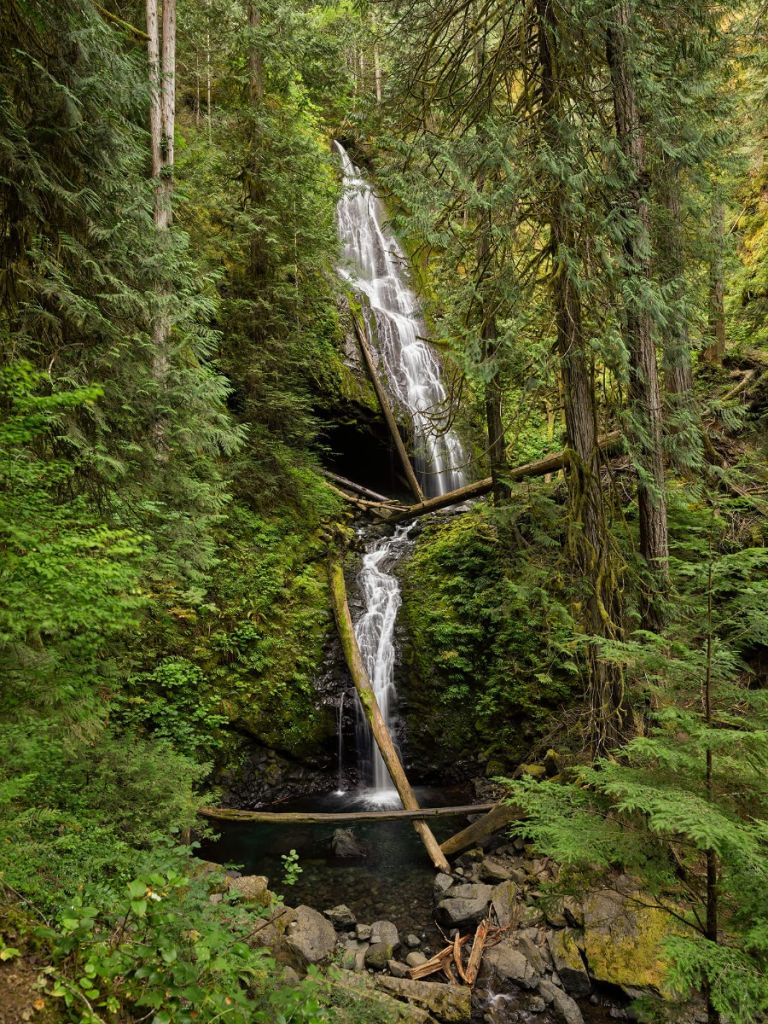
[329,559,450,872]
[408,935,471,980]
[464,920,489,986]
[320,469,400,506]
[385,430,623,523]
[351,313,426,503]
[440,801,522,858]
[198,802,495,824]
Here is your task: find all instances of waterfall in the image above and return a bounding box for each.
[334,141,467,804]
[334,141,467,498]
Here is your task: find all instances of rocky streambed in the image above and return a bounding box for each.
[201,833,687,1024]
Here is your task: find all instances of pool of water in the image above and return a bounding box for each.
[199,786,473,946]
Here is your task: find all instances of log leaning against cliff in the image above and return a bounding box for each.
[328,558,450,872]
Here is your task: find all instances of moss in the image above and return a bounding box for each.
[581,891,682,996]
[399,500,581,774]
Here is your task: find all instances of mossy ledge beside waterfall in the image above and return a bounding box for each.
[334,141,468,803]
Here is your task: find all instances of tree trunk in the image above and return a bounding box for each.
[440,802,522,857]
[199,803,496,824]
[704,199,726,365]
[248,2,264,102]
[328,560,449,872]
[606,0,669,631]
[387,432,622,522]
[659,160,693,398]
[537,0,627,753]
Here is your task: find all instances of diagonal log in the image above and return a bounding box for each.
[385,431,623,523]
[351,313,426,503]
[329,559,450,872]
[440,801,522,858]
[321,469,398,505]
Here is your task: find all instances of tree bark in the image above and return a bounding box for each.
[248,2,264,102]
[198,803,496,824]
[703,199,726,365]
[352,312,426,502]
[659,160,693,398]
[537,0,627,753]
[328,560,450,872]
[440,802,522,857]
[606,0,669,631]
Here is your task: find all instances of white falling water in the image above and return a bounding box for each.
[334,141,468,804]
[335,141,467,498]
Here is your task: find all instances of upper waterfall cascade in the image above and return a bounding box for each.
[334,141,467,803]
[334,141,467,499]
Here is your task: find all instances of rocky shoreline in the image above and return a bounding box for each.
[201,832,693,1024]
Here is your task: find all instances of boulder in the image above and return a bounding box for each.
[491,880,519,927]
[580,889,678,995]
[227,874,271,905]
[356,923,372,941]
[331,970,436,1023]
[436,896,490,928]
[406,951,428,968]
[517,932,548,975]
[434,872,454,895]
[547,930,591,997]
[376,976,472,1023]
[446,882,494,902]
[285,905,337,965]
[480,856,516,882]
[484,941,539,990]
[544,895,582,929]
[331,828,369,860]
[366,942,395,970]
[538,979,584,1024]
[324,904,356,929]
[388,959,411,978]
[405,933,421,948]
[371,920,400,949]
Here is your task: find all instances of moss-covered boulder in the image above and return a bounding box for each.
[580,889,680,996]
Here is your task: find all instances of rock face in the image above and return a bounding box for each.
[371,920,400,949]
[580,889,676,994]
[331,827,369,860]
[366,942,396,970]
[227,874,271,905]
[324,904,356,928]
[484,942,540,990]
[539,979,585,1024]
[436,895,490,928]
[285,905,337,964]
[491,880,519,928]
[547,929,591,997]
[376,976,472,1023]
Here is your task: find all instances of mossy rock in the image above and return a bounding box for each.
[580,889,681,996]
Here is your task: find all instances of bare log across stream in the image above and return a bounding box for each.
[320,469,398,505]
[351,313,426,503]
[383,430,623,523]
[329,558,450,872]
[198,802,496,824]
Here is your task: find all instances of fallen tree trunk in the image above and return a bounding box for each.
[351,314,426,503]
[198,802,495,824]
[320,469,398,505]
[329,558,449,871]
[440,801,522,858]
[386,430,623,523]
